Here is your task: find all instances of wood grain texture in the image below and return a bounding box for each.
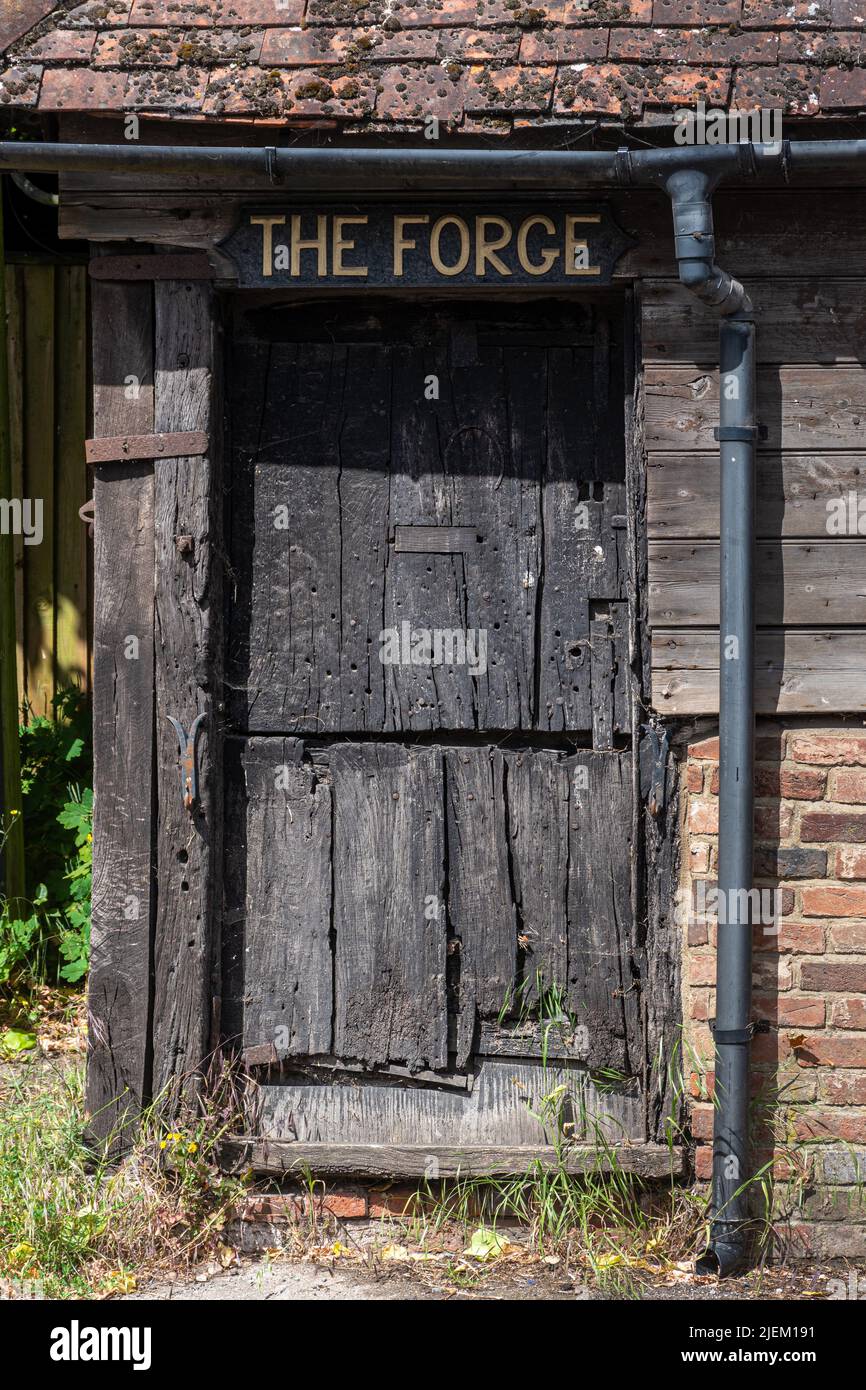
[648,540,866,627]
[647,452,866,540]
[644,366,866,453]
[54,266,89,693]
[567,751,640,1076]
[221,1139,682,1179]
[22,265,54,716]
[234,739,333,1060]
[152,279,223,1094]
[259,1058,644,1144]
[642,279,866,365]
[652,628,866,715]
[332,743,447,1071]
[86,267,155,1145]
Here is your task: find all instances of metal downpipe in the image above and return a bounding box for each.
[699,319,757,1276]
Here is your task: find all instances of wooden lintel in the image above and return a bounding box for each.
[89,253,216,282]
[86,431,209,465]
[220,1141,685,1181]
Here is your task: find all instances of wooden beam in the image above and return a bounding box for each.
[23,265,55,717]
[645,365,866,453]
[648,540,866,627]
[652,628,866,715]
[0,184,24,905]
[219,1141,685,1181]
[648,452,866,541]
[54,267,89,694]
[152,279,223,1096]
[86,262,156,1147]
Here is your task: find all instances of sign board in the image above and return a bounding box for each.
[221,205,633,289]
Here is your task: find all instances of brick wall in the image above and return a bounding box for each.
[682,723,866,1257]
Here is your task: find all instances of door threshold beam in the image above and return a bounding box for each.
[220,1141,685,1181]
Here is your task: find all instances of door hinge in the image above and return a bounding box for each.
[167,713,206,813]
[640,724,670,818]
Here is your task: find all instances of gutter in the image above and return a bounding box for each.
[1,134,863,1274]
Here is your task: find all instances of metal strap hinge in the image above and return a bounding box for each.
[86,432,209,465]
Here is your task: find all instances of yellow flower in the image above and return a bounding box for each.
[86,833,92,842]
[160,1140,167,1149]
[10,809,18,817]
[187,1142,198,1154]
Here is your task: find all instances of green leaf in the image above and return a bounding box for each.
[0,1029,37,1058]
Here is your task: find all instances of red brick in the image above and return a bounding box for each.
[689,841,711,873]
[691,1105,715,1140]
[822,1073,866,1105]
[795,1109,866,1144]
[689,954,716,986]
[829,921,866,951]
[753,995,825,1028]
[790,734,866,766]
[801,961,866,991]
[832,997,866,1030]
[686,764,704,793]
[39,66,127,110]
[755,803,794,840]
[694,1144,713,1179]
[832,769,866,803]
[690,989,712,1021]
[793,1037,866,1068]
[711,764,825,798]
[689,799,718,833]
[688,736,719,759]
[465,65,555,114]
[521,29,610,63]
[754,920,825,953]
[801,810,866,843]
[688,918,709,946]
[244,1191,368,1220]
[802,884,866,917]
[20,30,97,61]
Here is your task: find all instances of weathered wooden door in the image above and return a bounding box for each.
[222,295,649,1155]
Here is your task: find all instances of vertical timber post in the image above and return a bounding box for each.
[0,176,25,907]
[86,255,157,1145]
[152,279,223,1097]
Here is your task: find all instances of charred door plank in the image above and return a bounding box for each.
[567,751,640,1076]
[238,739,333,1060]
[332,744,447,1071]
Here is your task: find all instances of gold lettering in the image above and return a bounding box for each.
[393,215,429,277]
[332,215,369,277]
[565,214,601,277]
[430,216,471,277]
[516,215,559,276]
[250,214,286,278]
[291,213,328,278]
[475,216,512,277]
